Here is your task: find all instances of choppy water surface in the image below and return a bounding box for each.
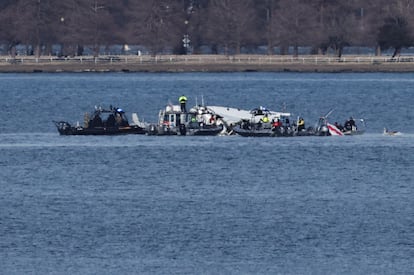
[1,73,414,274]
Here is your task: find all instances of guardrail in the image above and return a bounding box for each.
[0,54,413,65]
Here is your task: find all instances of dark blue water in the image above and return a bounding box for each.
[1,73,414,274]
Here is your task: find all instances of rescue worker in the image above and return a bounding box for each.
[298,117,305,131]
[261,114,270,123]
[209,114,215,124]
[344,117,355,131]
[272,118,282,128]
[285,117,290,126]
[178,95,188,112]
[334,122,344,131]
[349,117,356,130]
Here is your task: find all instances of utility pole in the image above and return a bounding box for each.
[91,0,105,57]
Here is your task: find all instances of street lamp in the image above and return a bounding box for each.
[183,20,190,54]
[59,17,65,56]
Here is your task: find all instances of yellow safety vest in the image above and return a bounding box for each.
[179,96,187,103]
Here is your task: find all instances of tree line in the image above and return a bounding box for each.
[0,0,413,58]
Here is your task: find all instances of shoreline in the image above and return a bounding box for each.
[1,61,414,73]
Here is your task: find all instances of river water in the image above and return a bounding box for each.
[0,72,413,274]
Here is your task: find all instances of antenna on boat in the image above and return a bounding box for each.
[324,109,334,118]
[282,102,287,112]
[201,95,205,106]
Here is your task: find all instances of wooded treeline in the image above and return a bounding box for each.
[1,0,413,58]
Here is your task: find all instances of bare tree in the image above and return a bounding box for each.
[378,17,413,57]
[0,2,21,57]
[348,0,379,53]
[123,0,184,55]
[269,0,318,56]
[1,0,414,57]
[374,0,414,56]
[204,0,259,54]
[311,0,361,57]
[259,0,280,55]
[51,1,88,56]
[181,0,209,54]
[53,0,124,56]
[80,0,119,56]
[4,0,55,57]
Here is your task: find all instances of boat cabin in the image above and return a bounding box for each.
[87,106,129,128]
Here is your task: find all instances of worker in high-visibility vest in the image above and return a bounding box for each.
[261,114,270,123]
[179,95,188,112]
[298,117,305,131]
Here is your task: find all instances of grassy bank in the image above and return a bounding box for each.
[0,55,413,73]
